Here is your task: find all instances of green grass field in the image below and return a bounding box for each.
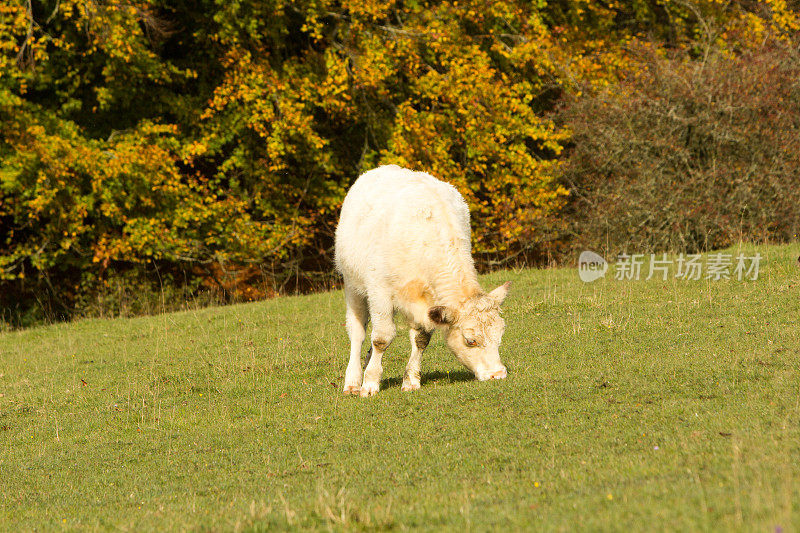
[2,243,799,531]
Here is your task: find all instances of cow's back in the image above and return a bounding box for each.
[334,165,471,291]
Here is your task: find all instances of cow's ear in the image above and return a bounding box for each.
[428,306,456,325]
[489,281,511,305]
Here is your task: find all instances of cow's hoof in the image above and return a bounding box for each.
[401,382,420,392]
[359,382,379,397]
[342,385,361,395]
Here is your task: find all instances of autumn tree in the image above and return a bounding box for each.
[1,0,797,325]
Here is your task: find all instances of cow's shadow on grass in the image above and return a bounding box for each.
[381,369,474,390]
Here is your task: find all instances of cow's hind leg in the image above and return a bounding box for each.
[343,285,368,395]
[361,295,396,397]
[402,327,431,392]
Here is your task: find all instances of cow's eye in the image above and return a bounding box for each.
[464,338,478,347]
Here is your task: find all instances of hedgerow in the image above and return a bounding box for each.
[1,1,798,325]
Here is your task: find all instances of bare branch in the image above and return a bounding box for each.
[15,0,35,70]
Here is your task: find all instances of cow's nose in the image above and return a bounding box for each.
[490,367,507,380]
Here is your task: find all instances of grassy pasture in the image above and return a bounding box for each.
[1,243,799,531]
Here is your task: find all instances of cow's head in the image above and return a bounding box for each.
[428,282,510,381]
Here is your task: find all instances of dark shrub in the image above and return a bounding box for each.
[557,39,800,257]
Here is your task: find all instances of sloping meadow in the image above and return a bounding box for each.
[1,243,798,530]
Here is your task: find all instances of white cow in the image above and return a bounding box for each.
[334,165,510,397]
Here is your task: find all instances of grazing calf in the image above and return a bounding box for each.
[334,165,510,397]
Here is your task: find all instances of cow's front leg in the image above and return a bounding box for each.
[402,327,431,392]
[343,286,368,395]
[361,302,395,397]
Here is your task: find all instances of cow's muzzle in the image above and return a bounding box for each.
[476,366,508,381]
